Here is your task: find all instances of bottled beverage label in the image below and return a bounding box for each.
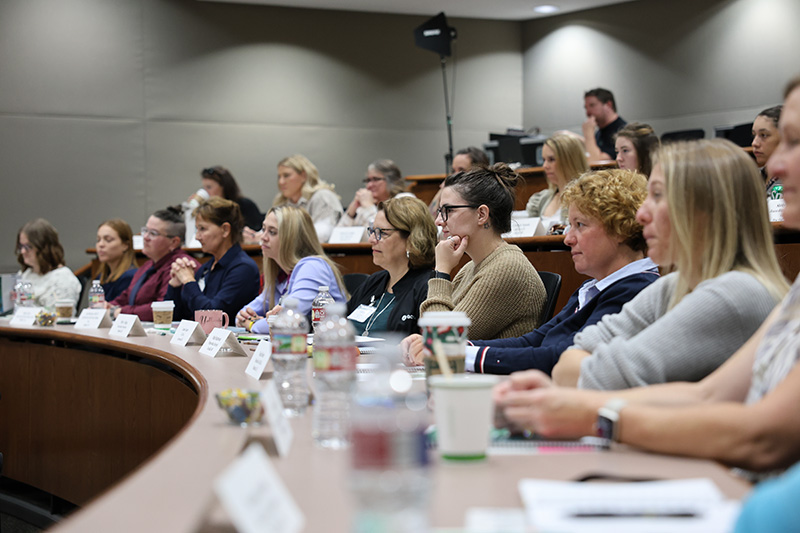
[312,306,326,326]
[272,333,307,355]
[313,345,358,371]
[351,427,428,470]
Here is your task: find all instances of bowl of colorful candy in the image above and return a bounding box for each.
[215,388,265,427]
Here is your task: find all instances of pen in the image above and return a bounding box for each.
[570,511,697,518]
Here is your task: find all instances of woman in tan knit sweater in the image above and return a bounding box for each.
[413,163,547,341]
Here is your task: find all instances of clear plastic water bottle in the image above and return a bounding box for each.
[271,297,310,417]
[311,285,335,335]
[312,303,357,449]
[88,280,106,309]
[350,352,431,532]
[18,280,33,307]
[11,274,21,310]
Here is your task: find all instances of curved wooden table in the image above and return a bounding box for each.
[0,322,752,532]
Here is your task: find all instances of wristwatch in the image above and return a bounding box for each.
[433,270,451,280]
[596,398,627,442]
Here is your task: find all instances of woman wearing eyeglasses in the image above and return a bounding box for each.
[108,207,199,321]
[236,206,347,334]
[166,198,260,325]
[346,196,437,336]
[15,218,81,309]
[415,163,547,341]
[337,159,414,231]
[192,166,264,231]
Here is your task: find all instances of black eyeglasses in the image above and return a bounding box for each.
[17,243,33,254]
[436,204,479,222]
[363,176,386,185]
[202,168,218,177]
[367,226,397,241]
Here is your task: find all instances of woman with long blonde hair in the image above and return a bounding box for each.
[549,138,788,390]
[526,133,589,231]
[236,206,347,334]
[272,154,343,242]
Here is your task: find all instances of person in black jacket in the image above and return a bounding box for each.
[347,196,436,336]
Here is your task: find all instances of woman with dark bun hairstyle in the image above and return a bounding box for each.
[415,163,547,341]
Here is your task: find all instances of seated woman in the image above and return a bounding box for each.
[614,122,659,177]
[338,159,414,230]
[236,206,347,334]
[550,139,787,390]
[193,166,263,231]
[417,163,547,340]
[428,146,489,218]
[15,218,81,308]
[166,198,260,325]
[272,154,343,243]
[526,134,589,231]
[95,219,138,302]
[751,105,783,196]
[404,169,659,373]
[109,207,199,321]
[347,196,437,336]
[493,79,800,483]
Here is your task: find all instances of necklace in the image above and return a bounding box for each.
[363,292,395,337]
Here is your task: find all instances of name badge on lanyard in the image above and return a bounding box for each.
[347,295,377,323]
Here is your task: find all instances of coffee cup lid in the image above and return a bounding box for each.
[417,311,471,328]
[429,374,499,389]
[151,300,175,310]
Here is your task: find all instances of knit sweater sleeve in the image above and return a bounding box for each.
[577,271,779,390]
[421,245,546,340]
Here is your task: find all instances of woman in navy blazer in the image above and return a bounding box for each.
[167,197,260,324]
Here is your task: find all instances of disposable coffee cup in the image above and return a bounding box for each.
[195,188,210,201]
[429,374,499,461]
[418,311,471,379]
[55,299,76,319]
[151,300,175,330]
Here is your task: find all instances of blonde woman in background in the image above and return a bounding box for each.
[526,134,589,231]
[272,154,343,242]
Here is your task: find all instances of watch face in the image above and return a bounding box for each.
[596,415,614,440]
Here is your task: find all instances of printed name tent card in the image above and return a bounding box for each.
[214,443,304,533]
[260,381,293,458]
[245,340,272,380]
[10,307,43,327]
[199,327,248,357]
[109,314,147,337]
[328,226,365,244]
[501,217,545,239]
[74,308,113,329]
[171,320,207,347]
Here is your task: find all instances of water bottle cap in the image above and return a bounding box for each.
[318,285,329,292]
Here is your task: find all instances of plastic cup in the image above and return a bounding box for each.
[417,311,471,380]
[55,299,76,319]
[151,300,175,330]
[429,374,499,461]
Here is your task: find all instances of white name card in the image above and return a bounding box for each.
[109,314,147,337]
[10,306,43,327]
[769,198,785,222]
[170,320,207,347]
[328,226,365,244]
[245,340,272,379]
[74,308,113,329]
[199,327,248,357]
[502,217,545,239]
[261,381,293,458]
[214,443,304,533]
